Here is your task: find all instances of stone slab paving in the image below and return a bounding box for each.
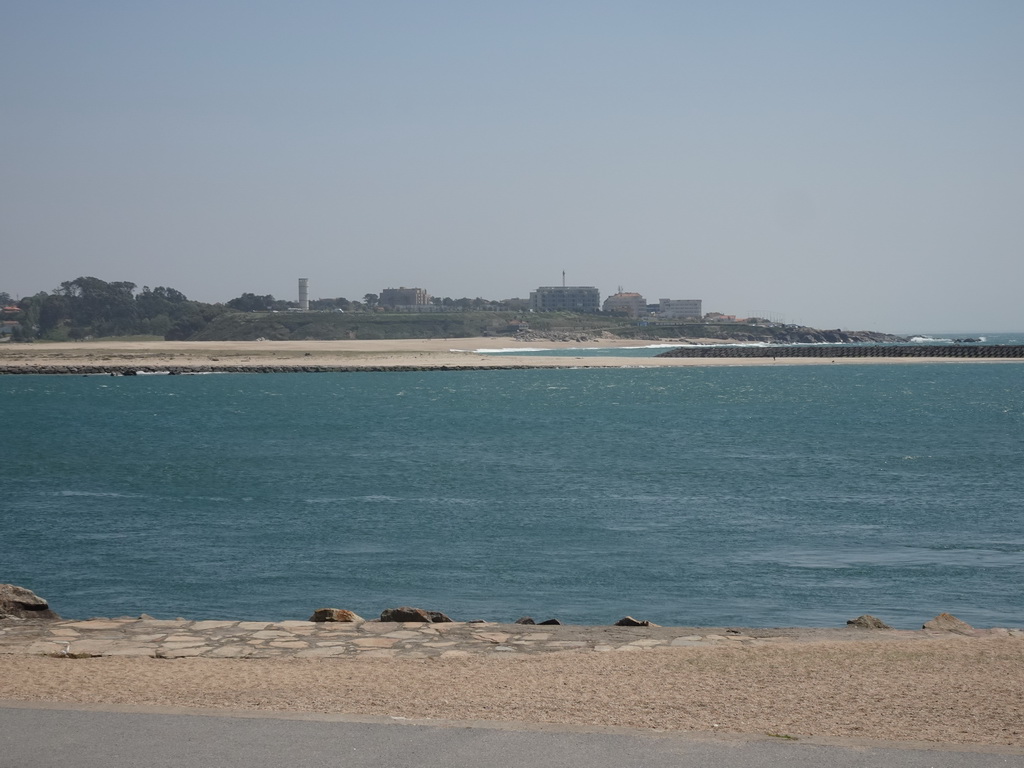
[1,617,1021,660]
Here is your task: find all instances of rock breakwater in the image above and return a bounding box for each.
[656,344,1024,359]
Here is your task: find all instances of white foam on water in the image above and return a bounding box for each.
[55,490,139,498]
[615,344,682,350]
[469,347,556,354]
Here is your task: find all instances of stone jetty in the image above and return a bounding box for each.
[656,344,1024,359]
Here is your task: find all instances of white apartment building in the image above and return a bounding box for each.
[658,299,703,319]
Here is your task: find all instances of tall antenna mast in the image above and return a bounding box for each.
[562,270,566,287]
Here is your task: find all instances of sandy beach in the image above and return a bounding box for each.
[2,632,1022,749]
[1,337,1018,371]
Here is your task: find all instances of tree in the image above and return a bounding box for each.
[137,285,187,318]
[51,276,138,336]
[13,293,46,338]
[150,286,187,303]
[227,293,276,312]
[37,293,70,336]
[362,293,379,309]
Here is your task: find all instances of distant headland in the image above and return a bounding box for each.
[2,275,910,344]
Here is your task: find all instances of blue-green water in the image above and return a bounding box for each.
[3,362,1023,627]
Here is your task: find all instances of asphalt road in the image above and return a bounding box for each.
[2,705,1021,768]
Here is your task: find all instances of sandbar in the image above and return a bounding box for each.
[2,337,1018,372]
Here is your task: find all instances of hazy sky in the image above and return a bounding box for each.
[3,1,1022,332]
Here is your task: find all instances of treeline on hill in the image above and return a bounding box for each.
[1,278,226,341]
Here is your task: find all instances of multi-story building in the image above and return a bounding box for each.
[380,287,430,308]
[658,299,703,319]
[529,286,601,313]
[602,292,647,317]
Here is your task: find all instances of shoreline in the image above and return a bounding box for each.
[3,337,1023,373]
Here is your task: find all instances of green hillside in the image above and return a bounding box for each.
[189,311,626,341]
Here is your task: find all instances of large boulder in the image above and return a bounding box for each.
[614,616,658,627]
[380,607,453,623]
[309,608,363,623]
[0,584,60,620]
[923,613,975,634]
[846,614,892,629]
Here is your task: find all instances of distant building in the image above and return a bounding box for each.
[658,299,703,319]
[529,286,601,313]
[380,287,430,308]
[602,292,647,317]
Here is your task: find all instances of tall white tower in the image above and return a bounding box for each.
[298,278,309,311]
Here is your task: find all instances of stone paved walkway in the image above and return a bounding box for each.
[2,617,1020,660]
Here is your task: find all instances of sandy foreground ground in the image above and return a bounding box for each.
[1,635,1022,749]
[1,337,1018,369]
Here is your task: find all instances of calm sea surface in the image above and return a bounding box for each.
[3,354,1023,628]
